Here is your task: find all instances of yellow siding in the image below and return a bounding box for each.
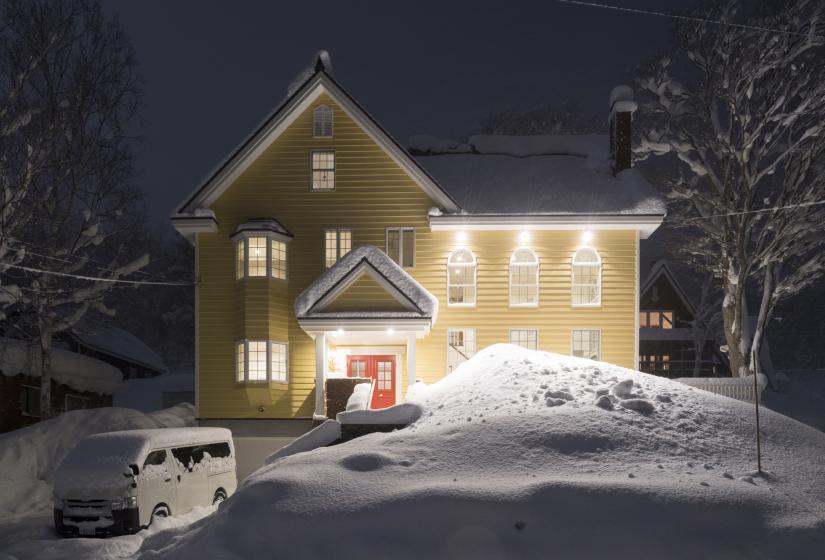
[196,92,639,419]
[320,273,408,313]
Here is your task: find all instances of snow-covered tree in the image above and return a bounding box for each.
[635,0,825,378]
[480,100,605,135]
[0,0,146,418]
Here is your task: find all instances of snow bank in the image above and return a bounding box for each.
[0,404,194,520]
[344,381,372,411]
[0,337,121,394]
[138,346,825,560]
[114,371,195,411]
[264,420,341,465]
[337,402,422,425]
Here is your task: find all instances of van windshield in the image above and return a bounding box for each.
[60,433,147,472]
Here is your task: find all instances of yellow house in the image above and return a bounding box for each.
[172,51,665,437]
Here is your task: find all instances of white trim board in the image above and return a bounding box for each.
[429,214,664,239]
[310,262,419,314]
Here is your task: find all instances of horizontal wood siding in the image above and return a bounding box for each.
[197,93,638,419]
[322,273,408,313]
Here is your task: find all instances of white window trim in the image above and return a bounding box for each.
[571,247,602,308]
[446,328,476,373]
[570,328,602,361]
[509,247,539,308]
[312,105,333,138]
[324,227,352,268]
[232,232,290,281]
[447,248,477,308]
[509,328,539,350]
[310,149,336,191]
[235,339,289,385]
[385,227,416,268]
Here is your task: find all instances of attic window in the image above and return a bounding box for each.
[313,105,333,138]
[311,150,335,190]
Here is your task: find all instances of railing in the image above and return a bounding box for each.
[638,360,724,379]
[674,374,768,403]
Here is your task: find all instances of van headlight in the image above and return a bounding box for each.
[110,496,137,510]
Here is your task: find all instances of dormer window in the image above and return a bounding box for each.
[232,219,292,280]
[313,105,333,138]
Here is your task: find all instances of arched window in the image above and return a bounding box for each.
[312,105,333,138]
[447,249,476,306]
[572,248,601,306]
[509,248,538,306]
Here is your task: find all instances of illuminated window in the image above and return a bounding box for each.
[447,249,476,306]
[510,248,539,306]
[572,248,602,306]
[235,235,288,280]
[377,360,392,390]
[312,105,333,138]
[510,329,538,350]
[447,328,476,373]
[386,227,415,267]
[270,342,288,383]
[640,311,674,329]
[325,228,351,267]
[311,150,335,190]
[235,340,288,384]
[272,240,287,280]
[247,237,267,277]
[572,329,600,360]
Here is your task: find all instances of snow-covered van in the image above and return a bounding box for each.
[53,427,236,537]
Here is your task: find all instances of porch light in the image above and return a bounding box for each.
[387,328,395,335]
[457,231,467,242]
[582,230,593,244]
[335,328,344,337]
[518,230,531,243]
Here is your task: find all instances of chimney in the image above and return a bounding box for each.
[608,85,638,174]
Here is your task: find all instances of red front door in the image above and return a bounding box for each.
[347,355,396,409]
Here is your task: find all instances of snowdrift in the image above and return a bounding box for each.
[139,346,825,559]
[0,404,195,520]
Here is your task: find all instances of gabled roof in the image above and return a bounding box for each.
[174,51,460,216]
[69,320,166,373]
[639,260,697,318]
[295,245,438,322]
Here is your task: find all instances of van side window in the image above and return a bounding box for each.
[172,446,198,472]
[204,442,231,459]
[141,450,169,481]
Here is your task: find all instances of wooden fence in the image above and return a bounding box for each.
[674,374,768,403]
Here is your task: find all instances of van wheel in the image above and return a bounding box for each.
[151,504,170,524]
[213,489,227,505]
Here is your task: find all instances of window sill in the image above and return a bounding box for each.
[310,187,335,192]
[509,303,539,308]
[447,303,477,308]
[571,303,602,309]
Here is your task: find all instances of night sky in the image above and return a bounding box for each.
[104,0,693,221]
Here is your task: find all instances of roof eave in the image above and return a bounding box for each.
[428,213,665,238]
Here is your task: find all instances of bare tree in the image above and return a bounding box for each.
[480,100,605,135]
[635,0,825,378]
[0,0,146,418]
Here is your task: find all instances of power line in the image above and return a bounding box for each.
[3,263,196,286]
[693,199,825,219]
[553,0,825,39]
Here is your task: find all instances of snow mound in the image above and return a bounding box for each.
[138,346,825,559]
[264,420,341,465]
[0,404,195,520]
[337,402,422,425]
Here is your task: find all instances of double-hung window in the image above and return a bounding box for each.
[233,222,291,281]
[386,227,415,267]
[571,329,600,361]
[572,248,602,306]
[510,248,539,306]
[447,249,476,306]
[235,340,289,384]
[510,329,538,350]
[325,228,352,267]
[311,150,335,190]
[447,328,476,373]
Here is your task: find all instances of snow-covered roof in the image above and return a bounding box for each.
[286,50,333,99]
[640,260,698,317]
[69,321,166,373]
[232,218,292,239]
[413,134,666,216]
[295,245,438,322]
[0,337,122,394]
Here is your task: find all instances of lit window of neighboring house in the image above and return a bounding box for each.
[325,228,351,268]
[234,227,290,280]
[572,248,602,306]
[639,311,674,329]
[312,105,333,138]
[510,248,539,306]
[311,150,335,190]
[447,328,476,373]
[447,249,476,306]
[235,340,289,384]
[386,227,415,267]
[510,329,538,350]
[572,329,600,361]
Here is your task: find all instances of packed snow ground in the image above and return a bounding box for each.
[0,404,195,520]
[138,345,825,560]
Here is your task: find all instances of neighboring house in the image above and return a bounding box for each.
[113,368,196,412]
[0,338,121,433]
[62,320,167,380]
[638,261,730,379]
[171,51,665,437]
